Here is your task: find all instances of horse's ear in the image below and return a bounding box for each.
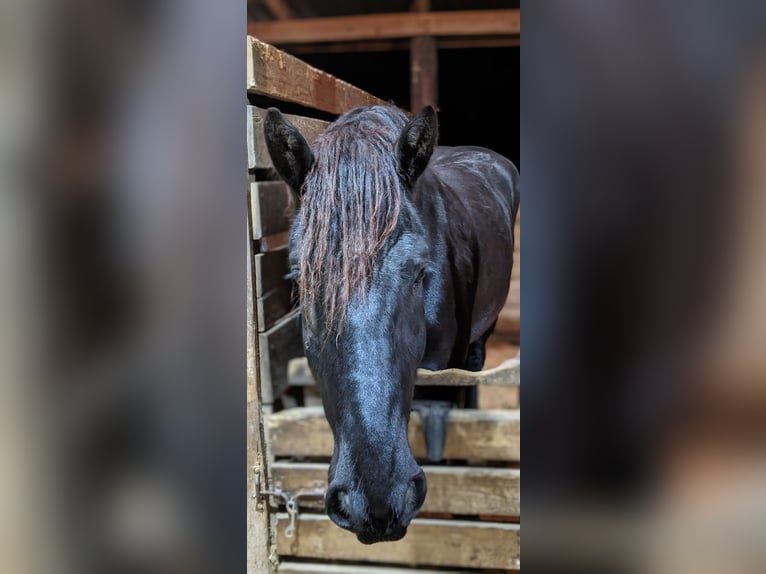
[397,106,438,187]
[264,108,314,194]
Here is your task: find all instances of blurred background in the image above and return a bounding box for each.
[1,0,766,573]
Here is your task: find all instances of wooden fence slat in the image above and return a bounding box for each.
[275,514,520,570]
[278,561,475,574]
[271,462,520,516]
[257,288,294,333]
[255,248,291,299]
[248,38,388,115]
[287,356,520,387]
[248,106,329,170]
[247,217,275,572]
[259,309,303,403]
[250,180,294,240]
[267,406,520,461]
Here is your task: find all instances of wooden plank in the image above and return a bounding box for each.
[259,309,304,401]
[278,561,474,574]
[410,35,438,112]
[271,462,520,516]
[250,180,293,239]
[247,215,275,571]
[283,36,520,55]
[248,10,521,45]
[287,356,520,387]
[247,38,388,115]
[255,248,291,299]
[417,357,520,386]
[410,0,437,112]
[248,106,329,170]
[267,406,519,461]
[276,514,520,570]
[257,285,294,332]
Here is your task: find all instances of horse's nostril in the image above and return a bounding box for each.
[326,487,353,528]
[404,471,427,518]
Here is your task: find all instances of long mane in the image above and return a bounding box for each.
[295,105,408,330]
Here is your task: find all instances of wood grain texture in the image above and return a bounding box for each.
[271,462,520,516]
[282,36,520,55]
[247,217,276,571]
[259,309,303,401]
[278,562,474,574]
[247,38,387,115]
[275,514,520,570]
[250,180,294,240]
[267,406,519,461]
[248,106,329,170]
[255,248,291,299]
[287,356,520,387]
[248,10,521,45]
[410,35,438,112]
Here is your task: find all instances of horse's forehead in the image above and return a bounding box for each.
[379,229,428,268]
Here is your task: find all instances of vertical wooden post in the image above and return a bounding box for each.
[247,177,276,573]
[410,0,438,112]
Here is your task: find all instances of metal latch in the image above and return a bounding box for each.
[253,468,325,538]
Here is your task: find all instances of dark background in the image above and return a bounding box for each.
[297,47,520,168]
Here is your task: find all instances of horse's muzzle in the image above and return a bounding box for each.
[325,469,427,544]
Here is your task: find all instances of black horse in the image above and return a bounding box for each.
[265,104,519,544]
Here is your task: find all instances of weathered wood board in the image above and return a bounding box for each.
[271,462,520,516]
[255,248,291,300]
[248,105,329,170]
[251,184,295,331]
[267,406,519,461]
[278,562,475,574]
[250,180,294,240]
[259,309,303,404]
[248,10,521,45]
[247,234,274,572]
[248,38,387,115]
[276,514,520,570]
[257,287,294,333]
[287,356,519,387]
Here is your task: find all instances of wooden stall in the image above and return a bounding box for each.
[247,36,520,573]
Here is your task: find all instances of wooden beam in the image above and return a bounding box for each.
[267,406,520,461]
[275,514,520,570]
[248,10,521,45]
[271,462,520,516]
[410,36,438,112]
[247,204,275,572]
[248,37,388,115]
[282,36,520,55]
[287,356,520,387]
[278,562,474,574]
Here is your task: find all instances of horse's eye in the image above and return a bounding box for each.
[414,269,426,285]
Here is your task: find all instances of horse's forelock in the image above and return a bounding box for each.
[295,106,408,331]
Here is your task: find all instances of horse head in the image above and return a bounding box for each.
[265,105,437,543]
